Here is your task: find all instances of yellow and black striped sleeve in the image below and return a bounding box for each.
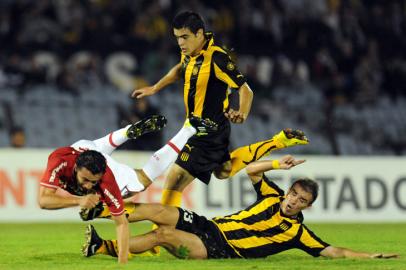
[296,225,330,257]
[212,51,246,89]
[253,174,285,200]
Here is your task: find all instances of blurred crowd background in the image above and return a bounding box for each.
[0,0,405,155]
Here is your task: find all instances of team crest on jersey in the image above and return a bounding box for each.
[227,62,235,71]
[180,152,189,162]
[192,66,199,75]
[279,221,291,231]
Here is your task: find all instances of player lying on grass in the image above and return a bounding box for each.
[38,114,217,264]
[83,155,398,260]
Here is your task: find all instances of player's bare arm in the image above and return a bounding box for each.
[224,83,253,124]
[38,186,100,209]
[246,155,306,183]
[131,63,181,99]
[112,213,130,264]
[320,246,399,259]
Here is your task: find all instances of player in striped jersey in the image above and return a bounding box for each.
[83,155,398,259]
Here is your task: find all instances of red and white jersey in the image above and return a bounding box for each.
[41,146,133,216]
[70,140,145,195]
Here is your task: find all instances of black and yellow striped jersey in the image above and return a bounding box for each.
[211,175,329,258]
[179,32,246,124]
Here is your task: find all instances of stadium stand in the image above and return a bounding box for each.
[0,0,405,154]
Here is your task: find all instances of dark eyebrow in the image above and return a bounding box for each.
[175,34,189,38]
[299,196,308,203]
[292,187,308,203]
[83,178,98,184]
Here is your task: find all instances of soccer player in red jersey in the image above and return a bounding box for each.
[38,114,217,264]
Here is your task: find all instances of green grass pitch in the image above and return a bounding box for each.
[0,222,404,270]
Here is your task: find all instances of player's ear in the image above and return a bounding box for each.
[196,28,204,37]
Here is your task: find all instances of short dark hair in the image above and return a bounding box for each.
[172,11,205,34]
[76,150,106,175]
[291,178,319,204]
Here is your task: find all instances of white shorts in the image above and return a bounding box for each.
[71,140,145,197]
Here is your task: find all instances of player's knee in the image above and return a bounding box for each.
[154,226,176,245]
[166,166,193,190]
[135,169,153,189]
[152,204,167,217]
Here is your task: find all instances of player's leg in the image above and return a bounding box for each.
[92,115,167,155]
[126,203,180,225]
[83,224,207,259]
[151,118,218,212]
[149,226,208,259]
[141,116,218,181]
[160,164,195,207]
[140,124,195,182]
[216,128,309,179]
[148,165,194,255]
[82,204,181,258]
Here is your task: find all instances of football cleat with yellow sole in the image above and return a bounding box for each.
[126,115,167,139]
[272,128,309,148]
[184,116,218,136]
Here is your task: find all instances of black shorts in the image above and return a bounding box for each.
[175,121,231,184]
[176,208,239,259]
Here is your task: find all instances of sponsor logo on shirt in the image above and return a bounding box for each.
[104,188,121,209]
[49,162,67,183]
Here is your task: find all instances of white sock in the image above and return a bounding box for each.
[142,125,196,180]
[93,125,130,155]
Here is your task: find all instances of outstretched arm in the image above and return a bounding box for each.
[131,63,181,99]
[112,214,130,264]
[320,246,398,259]
[246,155,305,184]
[38,186,100,209]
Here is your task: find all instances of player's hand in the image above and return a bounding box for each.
[370,253,399,259]
[79,194,100,209]
[279,155,305,170]
[224,108,247,124]
[79,201,106,221]
[131,86,156,99]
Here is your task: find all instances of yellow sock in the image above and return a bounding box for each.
[229,138,280,177]
[161,189,183,207]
